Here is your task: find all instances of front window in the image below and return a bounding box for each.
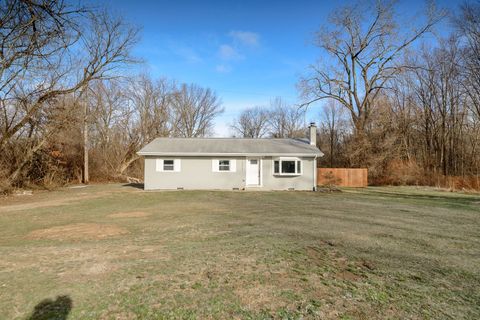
[281,160,296,173]
[163,160,174,171]
[219,160,230,171]
[273,158,302,175]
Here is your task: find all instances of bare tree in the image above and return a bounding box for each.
[121,75,175,175]
[268,97,305,138]
[0,9,138,147]
[231,106,270,138]
[299,0,444,136]
[88,79,130,178]
[455,2,480,120]
[319,101,348,167]
[411,37,469,176]
[0,0,82,100]
[0,1,139,185]
[170,84,224,137]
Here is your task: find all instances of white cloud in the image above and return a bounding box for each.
[229,31,260,47]
[215,64,232,73]
[214,31,260,73]
[218,44,243,61]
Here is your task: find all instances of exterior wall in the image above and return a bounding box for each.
[143,156,316,191]
[261,156,315,191]
[144,156,246,190]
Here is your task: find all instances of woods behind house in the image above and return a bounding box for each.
[1,0,479,191]
[0,0,224,190]
[233,1,480,189]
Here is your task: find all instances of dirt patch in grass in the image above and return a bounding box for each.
[107,211,151,218]
[235,284,284,311]
[27,223,128,241]
[0,187,140,213]
[336,270,361,281]
[0,198,72,213]
[82,262,110,275]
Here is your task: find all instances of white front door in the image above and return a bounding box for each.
[246,158,260,186]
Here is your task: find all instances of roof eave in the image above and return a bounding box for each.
[137,151,322,157]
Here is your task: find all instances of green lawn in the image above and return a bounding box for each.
[0,185,479,319]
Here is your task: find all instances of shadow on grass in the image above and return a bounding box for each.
[27,295,72,320]
[122,183,144,190]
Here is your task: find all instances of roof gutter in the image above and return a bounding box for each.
[137,152,322,157]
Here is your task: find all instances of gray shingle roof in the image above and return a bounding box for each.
[137,138,323,157]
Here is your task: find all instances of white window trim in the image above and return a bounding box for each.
[212,159,236,172]
[272,157,302,176]
[156,159,181,172]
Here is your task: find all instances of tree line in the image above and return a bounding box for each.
[230,97,306,139]
[232,1,480,189]
[313,1,480,188]
[1,0,479,192]
[0,0,223,191]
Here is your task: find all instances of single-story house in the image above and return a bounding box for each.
[137,123,323,191]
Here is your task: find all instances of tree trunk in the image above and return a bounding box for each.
[83,97,89,184]
[7,137,50,184]
[118,154,140,175]
[330,130,334,168]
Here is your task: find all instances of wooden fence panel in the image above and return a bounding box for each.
[317,168,368,187]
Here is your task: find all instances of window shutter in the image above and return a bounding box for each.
[212,159,219,172]
[230,159,236,172]
[156,159,163,172]
[174,159,181,172]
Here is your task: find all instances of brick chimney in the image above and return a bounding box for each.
[308,122,317,146]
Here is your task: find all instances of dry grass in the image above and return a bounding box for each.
[27,223,129,240]
[107,211,151,218]
[0,184,479,319]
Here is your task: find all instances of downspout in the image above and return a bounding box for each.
[308,122,318,192]
[244,156,247,190]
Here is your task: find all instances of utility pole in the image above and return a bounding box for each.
[83,88,89,184]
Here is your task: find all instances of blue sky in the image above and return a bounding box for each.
[98,0,460,136]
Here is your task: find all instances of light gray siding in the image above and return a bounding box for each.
[262,156,315,191]
[144,156,246,190]
[144,156,316,191]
